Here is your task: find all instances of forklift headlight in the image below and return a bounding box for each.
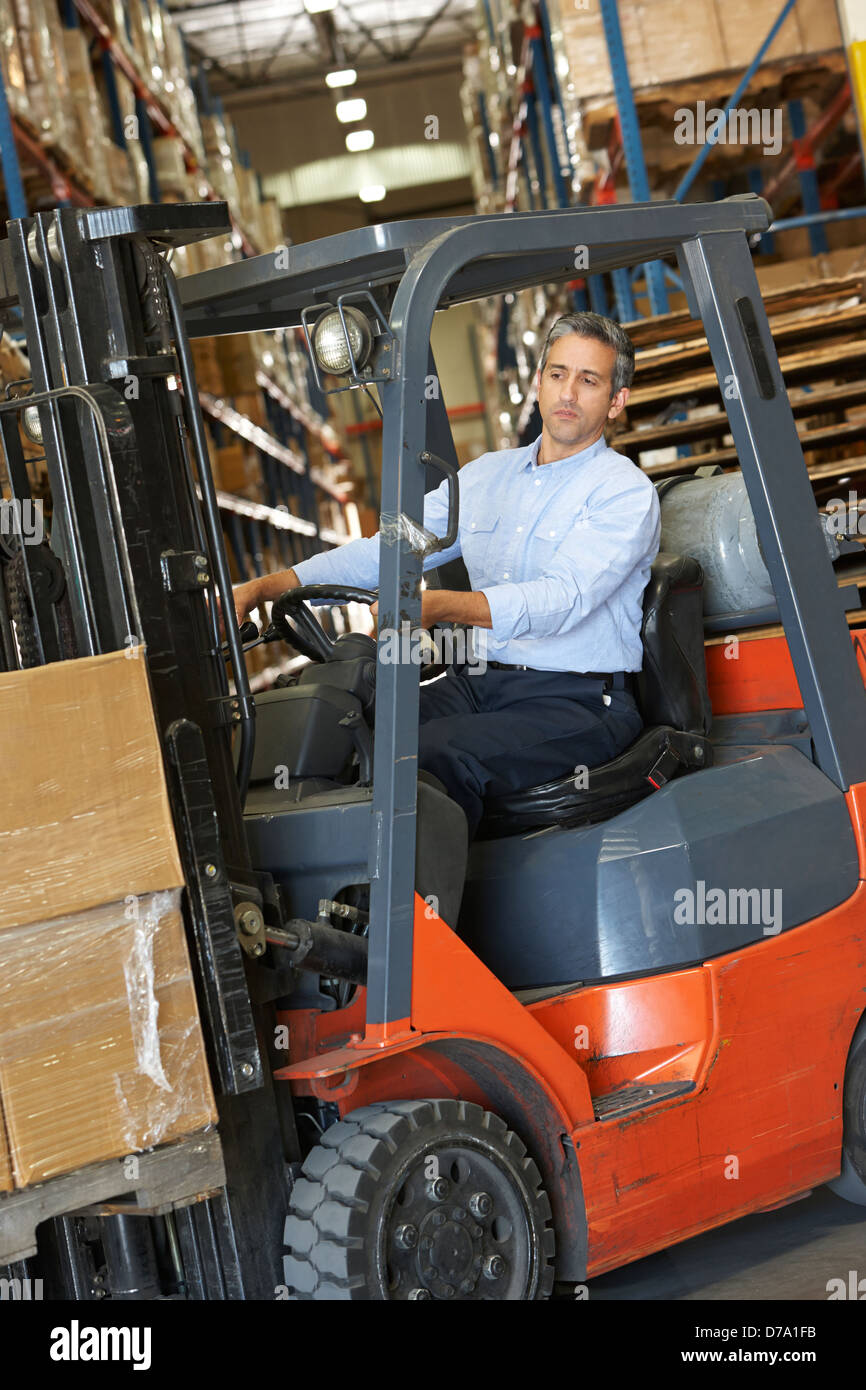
[311,305,373,376]
[22,405,43,444]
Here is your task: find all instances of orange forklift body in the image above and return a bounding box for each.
[276,632,866,1279]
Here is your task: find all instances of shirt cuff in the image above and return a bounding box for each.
[480,583,529,642]
[291,553,341,597]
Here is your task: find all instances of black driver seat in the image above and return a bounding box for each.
[477,553,713,839]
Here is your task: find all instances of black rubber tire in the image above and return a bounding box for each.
[282,1099,555,1300]
[828,1015,866,1206]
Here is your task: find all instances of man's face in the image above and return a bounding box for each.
[536,333,629,451]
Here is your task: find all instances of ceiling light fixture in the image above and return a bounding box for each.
[346,129,374,151]
[358,184,386,202]
[326,68,357,88]
[336,97,367,123]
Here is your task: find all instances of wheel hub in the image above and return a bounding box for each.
[422,1209,481,1293]
[383,1146,526,1300]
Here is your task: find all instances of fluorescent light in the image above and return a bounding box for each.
[304,0,336,11]
[359,184,385,202]
[326,68,357,88]
[336,97,367,123]
[346,129,374,152]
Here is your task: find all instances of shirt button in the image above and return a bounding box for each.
[549,530,556,537]
[470,521,476,529]
[503,572,510,578]
[534,480,541,487]
[516,526,523,533]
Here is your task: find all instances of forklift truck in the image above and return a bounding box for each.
[1,194,865,1300]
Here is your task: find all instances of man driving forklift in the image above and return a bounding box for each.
[232,311,660,837]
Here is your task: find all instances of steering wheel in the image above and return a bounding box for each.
[262,584,378,662]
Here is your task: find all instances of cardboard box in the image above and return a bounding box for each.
[0,648,217,1188]
[0,891,216,1186]
[232,391,268,428]
[0,648,184,931]
[213,439,257,494]
[550,0,843,99]
[0,0,30,126]
[0,1090,11,1193]
[10,0,70,148]
[190,338,224,398]
[216,335,262,396]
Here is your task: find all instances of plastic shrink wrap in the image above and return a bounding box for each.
[0,647,217,1192]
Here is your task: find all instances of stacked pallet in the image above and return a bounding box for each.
[610,264,866,621]
[461,0,852,215]
[546,0,843,102]
[613,269,866,489]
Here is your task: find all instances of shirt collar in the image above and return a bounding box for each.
[521,432,607,472]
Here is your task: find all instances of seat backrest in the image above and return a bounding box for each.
[636,552,712,735]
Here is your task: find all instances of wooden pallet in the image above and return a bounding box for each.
[616,272,866,525]
[581,53,848,150]
[623,275,865,349]
[625,338,866,421]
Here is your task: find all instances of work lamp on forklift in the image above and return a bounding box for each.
[22,404,43,444]
[311,305,374,376]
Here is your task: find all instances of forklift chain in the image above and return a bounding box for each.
[4,542,77,666]
[5,549,40,667]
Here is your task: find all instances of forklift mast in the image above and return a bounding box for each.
[2,193,865,1299]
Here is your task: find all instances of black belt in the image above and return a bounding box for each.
[485,662,634,690]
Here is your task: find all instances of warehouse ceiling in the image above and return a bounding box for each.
[168,0,479,95]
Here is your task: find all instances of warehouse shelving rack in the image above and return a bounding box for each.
[473,0,866,443]
[0,0,358,689]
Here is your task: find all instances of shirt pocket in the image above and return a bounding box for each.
[531,524,566,573]
[461,512,501,579]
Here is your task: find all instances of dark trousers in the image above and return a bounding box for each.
[418,664,643,838]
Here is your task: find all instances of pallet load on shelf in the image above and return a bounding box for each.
[200,112,243,224]
[9,0,73,156]
[152,136,189,198]
[548,0,846,193]
[161,15,205,169]
[210,438,260,497]
[62,26,112,202]
[258,196,284,252]
[0,0,31,128]
[104,63,151,203]
[546,0,842,101]
[216,329,273,397]
[460,0,849,211]
[89,0,136,68]
[0,333,49,501]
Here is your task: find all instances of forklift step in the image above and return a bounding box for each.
[593,1080,695,1121]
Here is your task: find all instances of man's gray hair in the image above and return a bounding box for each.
[538,312,635,395]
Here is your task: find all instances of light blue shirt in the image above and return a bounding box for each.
[293,433,661,672]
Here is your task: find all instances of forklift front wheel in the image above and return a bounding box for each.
[282,1099,555,1300]
[828,1014,866,1206]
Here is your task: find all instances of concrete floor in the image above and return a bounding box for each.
[583,1187,866,1300]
